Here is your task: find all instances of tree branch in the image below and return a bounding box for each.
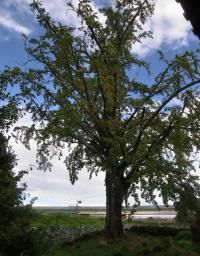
[145,79,200,129]
[125,98,188,183]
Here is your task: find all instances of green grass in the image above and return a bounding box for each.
[31,213,197,255]
[32,212,183,229]
[48,231,200,256]
[31,213,105,228]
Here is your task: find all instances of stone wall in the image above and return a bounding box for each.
[37,226,103,244]
[34,223,189,244]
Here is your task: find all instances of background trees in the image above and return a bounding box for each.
[0,63,46,256]
[1,0,200,239]
[0,133,32,255]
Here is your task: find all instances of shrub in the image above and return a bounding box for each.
[175,186,200,225]
[0,133,47,255]
[174,186,200,243]
[175,230,191,241]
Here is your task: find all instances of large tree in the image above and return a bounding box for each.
[1,0,200,239]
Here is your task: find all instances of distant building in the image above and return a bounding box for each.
[176,0,200,39]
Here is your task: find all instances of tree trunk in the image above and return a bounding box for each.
[105,171,124,240]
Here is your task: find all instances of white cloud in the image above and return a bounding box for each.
[0,0,106,37]
[12,108,200,207]
[0,10,31,35]
[41,0,106,28]
[3,0,200,206]
[12,114,106,206]
[37,0,197,56]
[0,0,195,54]
[41,0,79,26]
[132,0,193,56]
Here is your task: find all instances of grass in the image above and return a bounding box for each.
[48,231,200,256]
[31,213,197,255]
[31,213,105,228]
[32,212,183,229]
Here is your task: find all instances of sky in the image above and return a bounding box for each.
[0,0,199,207]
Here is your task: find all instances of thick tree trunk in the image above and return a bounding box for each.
[105,171,124,240]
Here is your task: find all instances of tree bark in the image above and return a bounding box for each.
[105,171,124,240]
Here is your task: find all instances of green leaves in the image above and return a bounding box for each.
[1,0,200,208]
[0,133,41,255]
[65,145,85,184]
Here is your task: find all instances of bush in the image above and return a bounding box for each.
[129,225,185,236]
[1,229,49,256]
[175,186,200,225]
[174,186,200,243]
[0,133,47,255]
[175,230,191,241]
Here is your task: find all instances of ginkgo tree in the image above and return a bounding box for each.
[1,0,200,239]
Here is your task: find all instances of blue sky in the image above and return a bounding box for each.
[0,0,200,206]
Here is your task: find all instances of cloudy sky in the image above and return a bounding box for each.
[0,0,199,207]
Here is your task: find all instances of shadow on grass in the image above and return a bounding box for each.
[48,230,200,256]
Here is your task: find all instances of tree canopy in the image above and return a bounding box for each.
[1,0,200,238]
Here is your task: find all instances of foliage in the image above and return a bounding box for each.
[174,187,200,243]
[0,60,46,255]
[127,217,176,226]
[49,232,200,256]
[175,185,200,224]
[1,0,200,238]
[0,70,22,132]
[175,230,192,241]
[0,133,44,255]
